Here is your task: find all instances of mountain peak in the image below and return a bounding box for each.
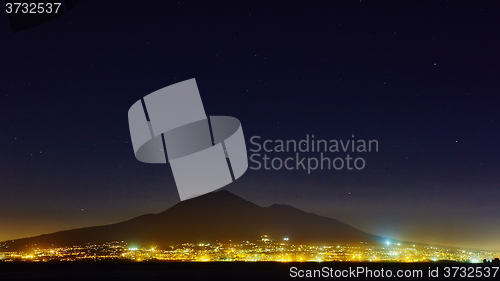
[210,189,241,197]
[159,189,259,216]
[182,189,255,206]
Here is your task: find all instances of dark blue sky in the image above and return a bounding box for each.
[1,1,499,250]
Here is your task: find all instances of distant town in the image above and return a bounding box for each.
[1,235,499,263]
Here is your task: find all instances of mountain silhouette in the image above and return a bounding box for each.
[1,190,384,251]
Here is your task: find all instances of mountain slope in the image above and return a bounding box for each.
[1,190,384,251]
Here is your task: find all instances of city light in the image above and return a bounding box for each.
[1,237,498,263]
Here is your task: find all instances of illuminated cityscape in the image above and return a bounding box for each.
[1,235,498,263]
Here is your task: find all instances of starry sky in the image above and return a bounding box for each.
[1,1,499,251]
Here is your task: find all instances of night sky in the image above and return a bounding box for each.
[1,1,499,251]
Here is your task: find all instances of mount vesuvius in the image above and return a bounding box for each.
[1,190,386,251]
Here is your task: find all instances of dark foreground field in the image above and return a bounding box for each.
[1,261,497,280]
